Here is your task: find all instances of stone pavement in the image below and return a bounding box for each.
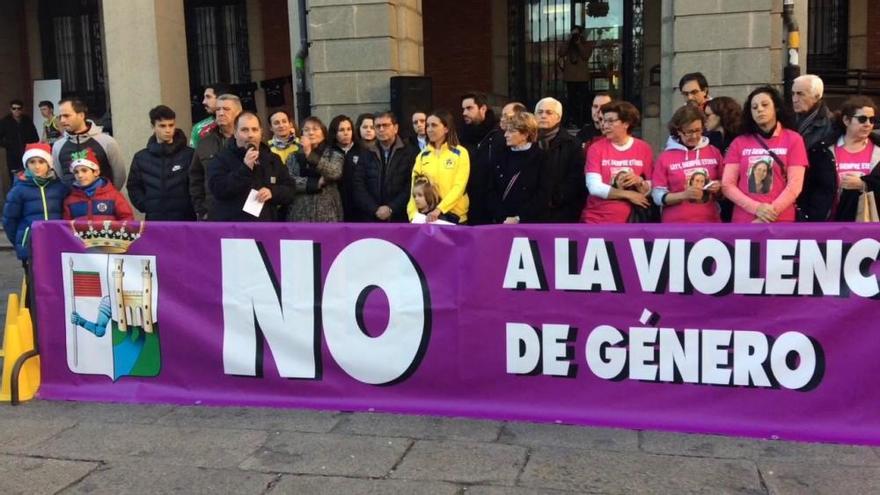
[1,243,879,494]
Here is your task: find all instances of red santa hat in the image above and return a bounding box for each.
[22,142,53,168]
[70,148,101,173]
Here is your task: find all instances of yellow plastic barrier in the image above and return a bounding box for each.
[0,284,41,403]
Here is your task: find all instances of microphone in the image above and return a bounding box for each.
[245,144,259,165]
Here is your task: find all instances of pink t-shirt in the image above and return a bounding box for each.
[835,142,876,182]
[582,137,654,223]
[653,144,723,223]
[723,129,808,222]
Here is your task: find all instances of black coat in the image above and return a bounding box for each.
[466,127,506,225]
[207,141,295,222]
[486,145,545,223]
[800,133,880,222]
[189,126,229,220]
[0,114,39,171]
[351,137,418,222]
[340,143,361,222]
[126,129,196,221]
[536,129,587,222]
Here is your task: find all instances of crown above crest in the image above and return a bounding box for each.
[69,220,145,254]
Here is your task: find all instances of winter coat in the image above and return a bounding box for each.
[2,172,67,260]
[190,126,230,220]
[0,114,39,171]
[799,133,880,221]
[207,141,295,222]
[467,126,506,225]
[486,144,545,223]
[126,129,196,221]
[286,143,345,222]
[535,129,587,222]
[351,137,418,222]
[52,120,127,189]
[63,178,135,222]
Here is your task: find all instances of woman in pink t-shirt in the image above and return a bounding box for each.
[722,86,809,223]
[582,101,654,223]
[652,105,723,223]
[831,96,880,220]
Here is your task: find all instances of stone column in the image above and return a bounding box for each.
[102,0,192,181]
[660,0,783,126]
[306,0,424,122]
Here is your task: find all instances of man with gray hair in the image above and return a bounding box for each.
[532,97,586,222]
[190,93,242,220]
[792,74,836,151]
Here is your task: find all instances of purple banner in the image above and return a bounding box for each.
[31,221,880,445]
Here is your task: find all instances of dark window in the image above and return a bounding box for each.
[808,0,848,71]
[38,0,106,118]
[185,0,251,121]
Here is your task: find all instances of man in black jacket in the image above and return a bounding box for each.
[207,112,295,222]
[534,97,586,222]
[0,99,40,186]
[352,111,418,222]
[460,92,503,225]
[126,105,196,220]
[190,94,241,220]
[792,74,839,221]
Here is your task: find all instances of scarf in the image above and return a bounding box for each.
[538,126,561,150]
[271,134,299,150]
[75,178,105,198]
[25,168,54,187]
[797,104,821,136]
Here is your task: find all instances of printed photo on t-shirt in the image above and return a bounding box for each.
[748,157,773,194]
[611,167,633,188]
[686,168,710,203]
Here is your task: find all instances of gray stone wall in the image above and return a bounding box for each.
[307,0,424,122]
[660,0,786,127]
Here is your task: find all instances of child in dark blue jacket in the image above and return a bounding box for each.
[3,143,68,268]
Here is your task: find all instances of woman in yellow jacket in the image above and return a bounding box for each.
[407,110,470,223]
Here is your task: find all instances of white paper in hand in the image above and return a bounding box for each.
[243,189,264,217]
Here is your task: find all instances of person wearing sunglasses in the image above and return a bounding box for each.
[803,96,880,221]
[0,99,40,186]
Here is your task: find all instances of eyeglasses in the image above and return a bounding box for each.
[852,115,877,125]
[11,106,22,111]
[602,117,620,125]
[680,89,703,98]
[678,128,703,137]
[375,122,393,129]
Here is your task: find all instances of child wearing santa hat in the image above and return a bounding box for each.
[63,148,134,222]
[2,142,68,265]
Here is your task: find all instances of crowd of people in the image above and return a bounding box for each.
[0,72,879,268]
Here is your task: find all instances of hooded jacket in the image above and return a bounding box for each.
[2,171,68,260]
[651,136,723,223]
[351,136,418,222]
[126,129,196,221]
[52,120,127,189]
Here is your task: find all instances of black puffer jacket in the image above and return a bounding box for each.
[126,129,196,220]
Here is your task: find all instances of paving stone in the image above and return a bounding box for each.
[333,412,501,442]
[519,447,764,494]
[0,454,98,495]
[641,431,880,466]
[240,431,410,477]
[155,405,341,433]
[464,486,576,495]
[269,475,460,494]
[24,422,267,468]
[391,440,527,485]
[0,417,77,454]
[759,462,880,495]
[63,461,278,494]
[0,400,175,425]
[499,422,638,452]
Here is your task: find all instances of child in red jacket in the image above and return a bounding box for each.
[63,149,134,221]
